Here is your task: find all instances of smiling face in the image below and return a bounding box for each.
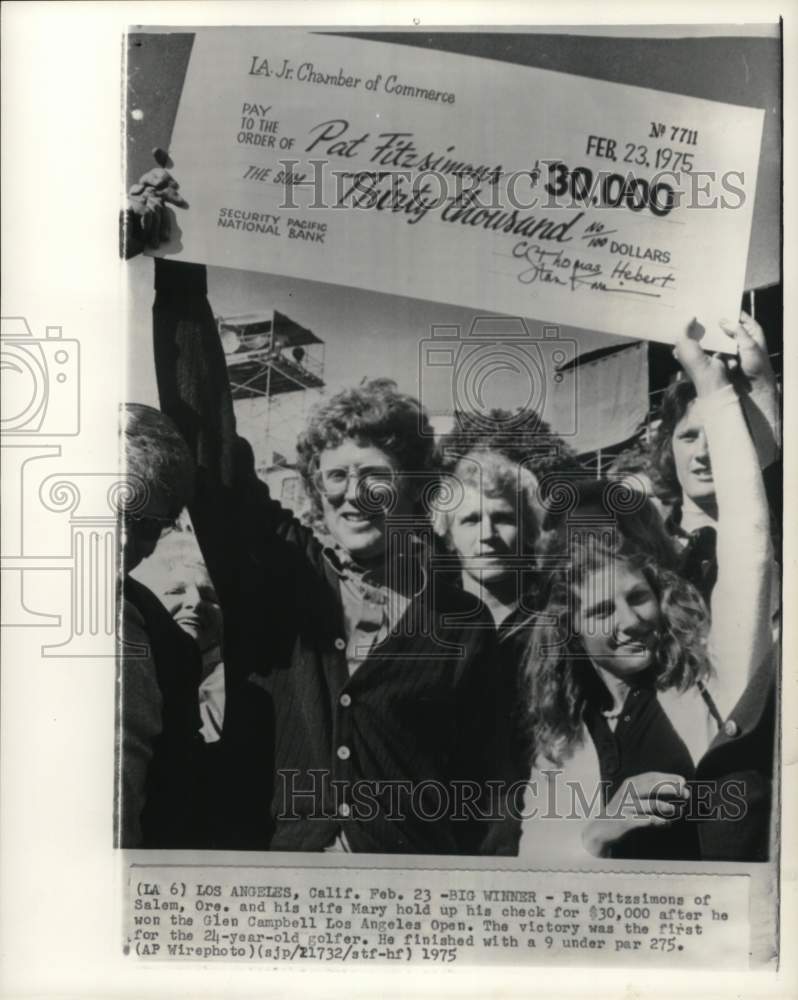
[573,560,661,679]
[672,400,715,504]
[449,485,519,585]
[162,567,222,653]
[317,439,414,562]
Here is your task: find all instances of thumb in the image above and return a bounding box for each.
[720,315,771,373]
[674,320,710,374]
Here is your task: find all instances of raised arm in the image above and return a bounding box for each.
[124,159,257,596]
[152,258,266,603]
[125,158,311,595]
[150,259,323,682]
[674,323,774,722]
[727,311,781,470]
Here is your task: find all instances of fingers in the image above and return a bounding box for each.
[144,210,160,249]
[622,814,674,829]
[160,186,189,209]
[583,812,676,854]
[135,170,187,206]
[721,313,770,354]
[142,194,164,248]
[137,166,174,190]
[142,153,187,207]
[127,152,186,228]
[618,799,681,819]
[137,201,154,245]
[158,174,188,208]
[686,317,705,342]
[719,312,773,384]
[738,310,767,351]
[673,339,709,375]
[720,315,758,353]
[158,202,171,244]
[674,320,730,396]
[673,323,710,373]
[126,157,187,250]
[616,771,689,801]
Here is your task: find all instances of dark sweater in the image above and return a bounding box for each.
[118,576,204,848]
[152,260,519,855]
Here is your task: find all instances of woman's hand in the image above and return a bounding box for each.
[673,319,730,398]
[721,310,781,460]
[581,771,689,858]
[720,311,775,386]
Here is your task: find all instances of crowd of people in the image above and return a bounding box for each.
[117,167,780,862]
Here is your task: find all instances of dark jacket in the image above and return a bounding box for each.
[694,649,777,862]
[152,260,519,855]
[118,576,204,848]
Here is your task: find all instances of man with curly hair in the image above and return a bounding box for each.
[146,256,518,855]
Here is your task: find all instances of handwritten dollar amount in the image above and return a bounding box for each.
[544,162,675,218]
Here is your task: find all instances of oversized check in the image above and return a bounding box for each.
[151,29,765,352]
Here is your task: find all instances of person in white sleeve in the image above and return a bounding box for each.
[518,318,775,862]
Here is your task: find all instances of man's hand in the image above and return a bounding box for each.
[581,771,689,858]
[127,150,187,249]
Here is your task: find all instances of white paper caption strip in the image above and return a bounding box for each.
[126,864,749,968]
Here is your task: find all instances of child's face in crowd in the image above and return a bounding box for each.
[317,439,414,562]
[449,485,519,585]
[573,560,661,679]
[672,400,715,505]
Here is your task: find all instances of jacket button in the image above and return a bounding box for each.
[338,803,351,818]
[334,638,346,651]
[723,719,740,738]
[337,745,351,760]
[339,693,352,707]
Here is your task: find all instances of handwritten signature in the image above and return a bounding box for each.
[512,241,676,299]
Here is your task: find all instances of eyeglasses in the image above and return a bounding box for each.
[313,464,398,503]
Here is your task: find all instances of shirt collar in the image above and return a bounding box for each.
[319,531,430,593]
[680,496,716,536]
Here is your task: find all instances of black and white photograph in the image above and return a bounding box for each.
[1,5,794,996]
[120,23,781,861]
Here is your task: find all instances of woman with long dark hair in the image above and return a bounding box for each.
[518,322,774,861]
